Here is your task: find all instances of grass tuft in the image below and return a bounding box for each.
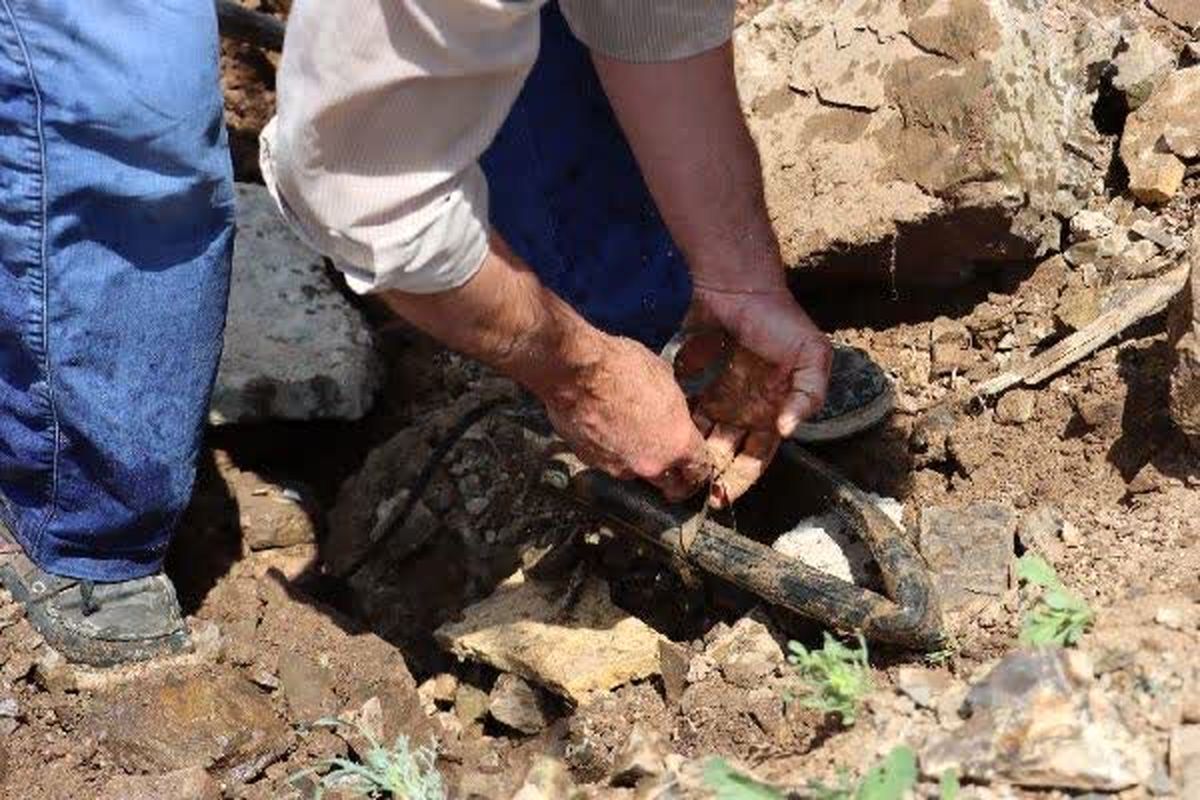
[292,718,445,800]
[787,632,872,725]
[1017,553,1094,647]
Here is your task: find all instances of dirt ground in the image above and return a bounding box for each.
[1,1,1198,798]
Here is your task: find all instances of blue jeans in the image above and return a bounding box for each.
[0,1,234,581]
[482,5,692,350]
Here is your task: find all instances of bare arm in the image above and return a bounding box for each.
[594,43,832,505]
[378,233,711,500]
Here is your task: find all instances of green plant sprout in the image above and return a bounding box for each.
[705,747,947,800]
[787,632,872,725]
[703,758,784,800]
[292,718,445,800]
[807,746,919,800]
[1017,553,1094,647]
[939,768,960,800]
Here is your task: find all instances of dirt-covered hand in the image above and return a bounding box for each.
[541,333,712,502]
[685,287,832,507]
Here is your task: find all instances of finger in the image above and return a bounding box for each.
[704,422,745,476]
[692,411,715,437]
[653,439,712,503]
[710,431,780,509]
[777,357,832,436]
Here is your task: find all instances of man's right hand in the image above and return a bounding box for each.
[540,332,712,502]
[380,234,711,503]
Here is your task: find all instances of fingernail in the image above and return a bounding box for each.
[777,414,797,436]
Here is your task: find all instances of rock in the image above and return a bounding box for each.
[1018,506,1072,562]
[417,673,458,710]
[610,722,669,787]
[1121,67,1200,205]
[436,571,665,704]
[210,183,380,425]
[705,618,785,690]
[1148,0,1200,32]
[278,656,337,722]
[657,640,692,706]
[323,391,510,578]
[90,672,292,784]
[1069,210,1115,243]
[488,674,548,735]
[565,684,670,783]
[1055,285,1102,332]
[33,649,75,693]
[1112,30,1176,110]
[234,471,319,552]
[923,649,1153,791]
[995,390,1036,425]
[454,683,490,726]
[96,767,220,800]
[1171,725,1200,797]
[918,504,1015,627]
[512,756,577,800]
[1168,240,1200,441]
[772,493,900,586]
[1130,219,1178,250]
[1124,238,1161,270]
[736,0,1072,287]
[895,666,955,710]
[1156,606,1186,631]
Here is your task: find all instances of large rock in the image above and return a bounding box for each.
[436,571,665,704]
[1111,29,1176,110]
[210,183,381,424]
[922,649,1154,791]
[89,672,292,785]
[1169,235,1200,442]
[918,503,1015,627]
[1120,67,1200,205]
[1148,0,1200,33]
[735,0,1079,285]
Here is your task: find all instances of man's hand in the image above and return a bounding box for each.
[380,235,711,503]
[543,333,712,501]
[595,41,832,508]
[684,287,831,508]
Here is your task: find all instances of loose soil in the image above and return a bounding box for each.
[1,1,1198,798]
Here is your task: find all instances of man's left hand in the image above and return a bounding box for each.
[682,286,832,508]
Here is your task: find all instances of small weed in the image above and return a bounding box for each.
[939,768,960,800]
[1017,553,1094,647]
[806,746,919,800]
[787,632,872,725]
[702,758,783,800]
[292,718,445,800]
[705,747,944,800]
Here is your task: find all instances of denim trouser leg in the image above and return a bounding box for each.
[0,1,234,581]
[481,4,692,352]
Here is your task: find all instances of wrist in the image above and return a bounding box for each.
[498,291,608,407]
[688,236,789,295]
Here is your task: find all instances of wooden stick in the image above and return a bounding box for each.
[974,265,1190,398]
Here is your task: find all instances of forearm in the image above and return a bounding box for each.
[593,42,784,292]
[377,232,601,403]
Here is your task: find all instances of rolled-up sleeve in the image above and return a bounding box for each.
[264,0,543,294]
[263,0,735,295]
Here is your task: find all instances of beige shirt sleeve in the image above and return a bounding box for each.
[264,0,734,296]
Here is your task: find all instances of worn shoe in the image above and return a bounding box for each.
[790,344,894,443]
[0,522,190,667]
